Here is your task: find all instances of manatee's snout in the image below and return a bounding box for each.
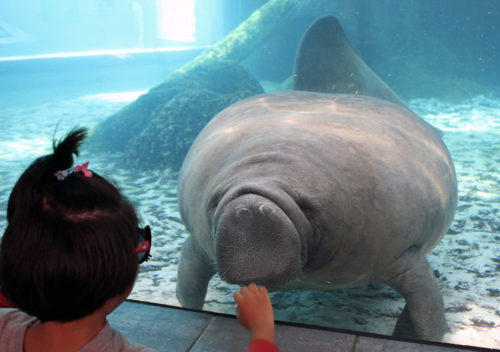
[215,194,302,289]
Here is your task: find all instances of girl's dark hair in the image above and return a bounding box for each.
[0,128,139,322]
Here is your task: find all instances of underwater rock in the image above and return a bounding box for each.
[487,288,500,297]
[126,89,238,170]
[446,304,472,313]
[470,318,496,328]
[90,60,263,170]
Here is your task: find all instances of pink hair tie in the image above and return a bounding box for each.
[54,161,93,181]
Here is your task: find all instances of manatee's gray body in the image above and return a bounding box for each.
[176,16,457,341]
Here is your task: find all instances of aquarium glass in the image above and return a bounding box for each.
[0,0,499,349]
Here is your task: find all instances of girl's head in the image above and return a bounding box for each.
[0,128,142,322]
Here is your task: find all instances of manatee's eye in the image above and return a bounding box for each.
[296,196,315,217]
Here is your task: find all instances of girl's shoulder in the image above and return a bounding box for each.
[0,308,37,351]
[0,308,37,327]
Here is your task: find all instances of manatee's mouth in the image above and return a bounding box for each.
[214,193,302,290]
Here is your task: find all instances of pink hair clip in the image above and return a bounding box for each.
[74,161,93,178]
[54,161,93,181]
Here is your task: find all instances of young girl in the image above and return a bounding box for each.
[0,128,154,351]
[0,128,279,351]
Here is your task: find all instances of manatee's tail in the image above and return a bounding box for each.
[293,16,406,108]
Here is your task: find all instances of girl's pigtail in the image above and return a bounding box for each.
[52,128,88,171]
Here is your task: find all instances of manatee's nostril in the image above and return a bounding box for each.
[258,203,273,215]
[236,207,252,218]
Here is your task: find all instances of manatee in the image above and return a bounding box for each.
[175,16,457,341]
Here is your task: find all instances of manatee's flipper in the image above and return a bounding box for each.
[293,16,406,108]
[176,236,216,309]
[385,247,448,340]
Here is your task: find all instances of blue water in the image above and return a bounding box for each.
[1,0,499,349]
[1,88,498,348]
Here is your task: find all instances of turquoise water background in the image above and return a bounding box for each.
[1,0,499,349]
[1,88,498,348]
